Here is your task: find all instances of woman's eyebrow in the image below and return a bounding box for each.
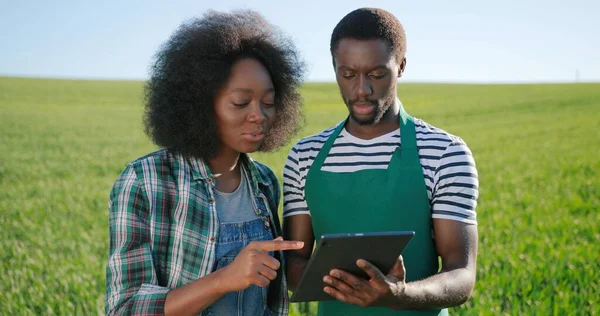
[229,87,275,93]
[229,88,252,93]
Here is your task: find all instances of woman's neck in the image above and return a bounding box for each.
[208,149,242,193]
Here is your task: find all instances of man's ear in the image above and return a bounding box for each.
[398,57,407,78]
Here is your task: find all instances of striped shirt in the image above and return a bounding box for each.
[105,148,288,315]
[283,116,479,225]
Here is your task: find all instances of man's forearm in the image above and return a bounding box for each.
[285,255,309,292]
[391,268,475,310]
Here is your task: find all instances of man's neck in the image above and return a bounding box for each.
[346,100,400,140]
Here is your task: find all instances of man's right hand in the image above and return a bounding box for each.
[220,237,304,292]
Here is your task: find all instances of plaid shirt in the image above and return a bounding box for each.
[105,148,288,315]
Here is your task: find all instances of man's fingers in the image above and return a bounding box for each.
[329,269,370,292]
[357,259,387,283]
[324,286,346,301]
[323,275,355,294]
[249,239,304,252]
[324,286,365,307]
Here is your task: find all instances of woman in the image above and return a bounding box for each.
[105,10,306,316]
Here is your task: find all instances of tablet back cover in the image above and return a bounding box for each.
[290,231,414,302]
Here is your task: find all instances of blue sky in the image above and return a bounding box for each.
[1,0,598,83]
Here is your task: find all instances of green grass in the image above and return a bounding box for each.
[1,77,598,315]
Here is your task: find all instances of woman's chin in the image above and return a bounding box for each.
[237,143,263,154]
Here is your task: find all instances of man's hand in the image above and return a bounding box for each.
[323,255,407,308]
[324,220,478,310]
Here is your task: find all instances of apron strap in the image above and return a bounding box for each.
[399,105,417,150]
[310,120,346,171]
[311,105,417,171]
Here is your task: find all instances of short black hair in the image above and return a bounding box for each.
[143,10,306,159]
[330,8,406,63]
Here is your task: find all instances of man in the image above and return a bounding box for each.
[283,8,479,316]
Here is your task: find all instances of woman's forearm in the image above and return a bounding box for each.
[164,268,232,316]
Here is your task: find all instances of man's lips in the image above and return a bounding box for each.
[352,102,375,115]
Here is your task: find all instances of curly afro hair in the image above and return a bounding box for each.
[330,8,407,63]
[143,9,306,160]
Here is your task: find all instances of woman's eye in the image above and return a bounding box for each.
[232,102,249,107]
[263,102,275,107]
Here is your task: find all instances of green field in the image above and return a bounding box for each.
[1,76,598,315]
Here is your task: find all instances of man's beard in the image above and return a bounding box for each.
[346,95,395,126]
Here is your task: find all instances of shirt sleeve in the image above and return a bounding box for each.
[282,145,310,218]
[105,165,170,315]
[431,139,479,225]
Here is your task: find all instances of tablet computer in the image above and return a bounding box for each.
[289,231,415,303]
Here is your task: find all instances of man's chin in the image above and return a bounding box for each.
[350,112,378,126]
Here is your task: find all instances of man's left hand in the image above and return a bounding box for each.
[322,255,407,308]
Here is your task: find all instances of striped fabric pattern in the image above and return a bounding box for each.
[283,115,479,225]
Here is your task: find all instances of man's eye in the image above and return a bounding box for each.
[342,73,356,79]
[370,73,386,79]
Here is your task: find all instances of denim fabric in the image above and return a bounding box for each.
[203,218,274,316]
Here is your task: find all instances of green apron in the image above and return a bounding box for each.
[305,107,447,316]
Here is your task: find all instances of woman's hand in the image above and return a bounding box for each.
[220,237,304,292]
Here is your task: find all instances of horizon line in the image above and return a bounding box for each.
[1,74,598,85]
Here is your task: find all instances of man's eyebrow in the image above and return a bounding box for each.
[337,65,388,71]
[370,65,388,70]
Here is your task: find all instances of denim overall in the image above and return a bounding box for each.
[203,167,274,316]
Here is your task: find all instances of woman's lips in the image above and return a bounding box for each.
[242,132,265,142]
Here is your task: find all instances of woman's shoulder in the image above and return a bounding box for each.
[250,159,279,187]
[123,148,189,178]
[112,148,185,192]
[126,148,172,169]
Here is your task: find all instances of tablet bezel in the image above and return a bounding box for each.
[289,230,415,302]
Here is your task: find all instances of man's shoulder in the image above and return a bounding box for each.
[413,117,468,147]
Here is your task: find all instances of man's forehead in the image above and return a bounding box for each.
[335,38,390,52]
[334,38,393,68]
